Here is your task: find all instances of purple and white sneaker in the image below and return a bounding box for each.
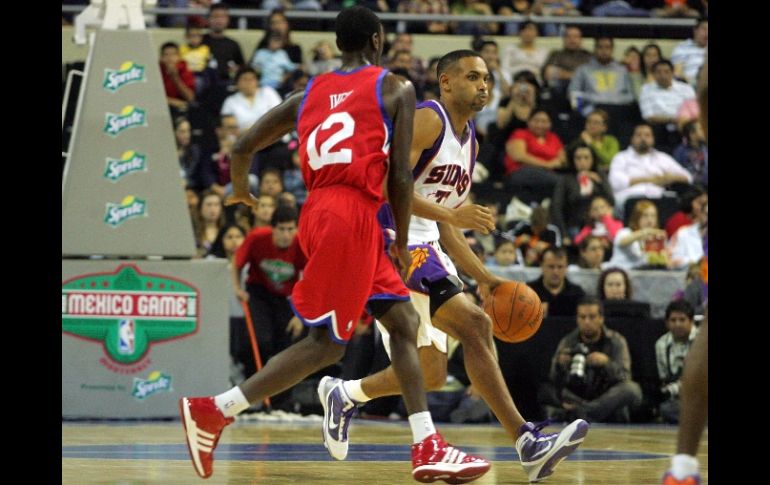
[317,376,358,460]
[515,419,589,482]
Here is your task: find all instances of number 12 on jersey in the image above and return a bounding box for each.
[306,112,355,170]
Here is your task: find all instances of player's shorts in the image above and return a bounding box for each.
[290,186,409,344]
[377,241,463,358]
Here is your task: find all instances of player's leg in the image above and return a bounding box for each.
[663,315,707,484]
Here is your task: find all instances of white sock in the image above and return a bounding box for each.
[408,411,437,444]
[343,379,372,403]
[214,386,250,418]
[671,454,699,479]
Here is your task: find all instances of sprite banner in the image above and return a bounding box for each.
[62,264,198,365]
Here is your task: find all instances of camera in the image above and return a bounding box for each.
[568,343,589,384]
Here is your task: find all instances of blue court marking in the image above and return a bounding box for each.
[62,443,666,462]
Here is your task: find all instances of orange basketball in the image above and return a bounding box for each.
[484,281,544,343]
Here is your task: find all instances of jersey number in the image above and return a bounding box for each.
[307,112,355,170]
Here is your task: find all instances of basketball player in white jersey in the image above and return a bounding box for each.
[318,50,589,483]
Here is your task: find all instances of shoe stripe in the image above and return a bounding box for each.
[196,434,215,447]
[197,428,216,440]
[182,399,205,477]
[195,441,213,453]
[455,451,467,464]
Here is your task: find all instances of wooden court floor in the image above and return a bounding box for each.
[62,418,707,484]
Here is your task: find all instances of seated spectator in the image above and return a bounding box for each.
[655,299,699,424]
[539,296,643,422]
[504,109,566,205]
[159,41,196,115]
[500,20,548,84]
[671,18,708,86]
[531,0,581,37]
[450,0,499,35]
[306,40,341,76]
[568,235,606,272]
[179,24,218,95]
[568,36,635,118]
[486,238,523,269]
[249,31,297,90]
[608,200,670,270]
[397,0,451,34]
[639,60,696,153]
[256,9,304,65]
[669,199,707,270]
[652,0,702,18]
[640,43,663,88]
[542,25,592,99]
[573,195,623,250]
[208,223,247,261]
[574,109,620,173]
[511,205,562,266]
[528,247,586,317]
[221,67,283,132]
[664,185,707,238]
[551,142,615,244]
[672,260,707,317]
[598,266,651,319]
[672,120,708,190]
[194,189,226,258]
[608,123,693,210]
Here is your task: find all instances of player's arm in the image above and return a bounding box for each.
[437,222,505,300]
[382,73,417,274]
[228,91,304,208]
[410,111,495,233]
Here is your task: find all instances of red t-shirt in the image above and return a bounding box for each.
[160,60,196,100]
[503,128,564,175]
[235,227,307,297]
[665,211,693,239]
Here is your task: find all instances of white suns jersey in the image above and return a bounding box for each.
[408,100,477,244]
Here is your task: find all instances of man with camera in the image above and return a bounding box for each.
[655,300,699,424]
[539,296,642,422]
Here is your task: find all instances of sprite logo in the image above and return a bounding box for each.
[104,195,147,227]
[62,265,199,365]
[103,61,145,92]
[104,151,147,182]
[131,371,173,400]
[104,105,147,137]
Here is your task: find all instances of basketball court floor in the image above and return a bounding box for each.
[62,416,707,484]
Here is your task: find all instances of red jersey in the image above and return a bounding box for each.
[297,65,392,203]
[235,227,307,297]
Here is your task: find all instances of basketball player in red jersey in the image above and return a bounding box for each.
[322,50,588,483]
[178,6,490,483]
[662,60,707,485]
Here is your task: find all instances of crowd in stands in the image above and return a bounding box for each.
[62,1,708,423]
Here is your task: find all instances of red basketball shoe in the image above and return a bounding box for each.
[179,396,234,478]
[411,432,491,483]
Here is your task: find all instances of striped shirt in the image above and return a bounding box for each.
[671,39,706,86]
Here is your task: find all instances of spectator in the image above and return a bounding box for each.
[528,247,586,317]
[194,189,226,258]
[501,20,548,84]
[671,18,708,86]
[542,25,592,97]
[539,296,642,422]
[608,123,693,210]
[569,235,606,271]
[568,37,635,117]
[575,109,620,172]
[202,4,245,83]
[174,116,204,191]
[573,195,623,249]
[486,238,522,269]
[672,120,707,190]
[397,0,451,34]
[664,186,707,238]
[655,299,699,423]
[256,9,304,65]
[668,199,706,270]
[221,67,283,132]
[307,40,342,76]
[622,45,643,99]
[608,199,669,270]
[639,60,696,153]
[159,42,196,115]
[551,142,615,243]
[250,31,297,90]
[598,266,651,319]
[511,205,562,266]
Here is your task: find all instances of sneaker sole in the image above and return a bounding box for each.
[531,420,589,482]
[317,376,347,461]
[179,398,209,479]
[413,462,491,484]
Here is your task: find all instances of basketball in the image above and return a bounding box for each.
[484,281,544,343]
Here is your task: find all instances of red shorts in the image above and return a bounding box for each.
[290,187,409,343]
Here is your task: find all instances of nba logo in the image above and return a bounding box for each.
[118,319,135,355]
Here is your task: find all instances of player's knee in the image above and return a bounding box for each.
[383,303,420,342]
[457,307,492,343]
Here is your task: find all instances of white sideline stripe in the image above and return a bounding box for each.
[183,399,205,476]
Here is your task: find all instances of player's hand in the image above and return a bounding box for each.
[285,316,304,339]
[477,276,506,305]
[389,243,413,282]
[225,191,260,209]
[586,352,609,367]
[451,204,495,233]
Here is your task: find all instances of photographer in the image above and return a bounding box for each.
[538,296,642,422]
[655,299,699,424]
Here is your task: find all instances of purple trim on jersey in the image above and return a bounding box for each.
[376,68,393,146]
[469,119,477,177]
[288,297,347,346]
[332,65,372,75]
[365,294,411,316]
[412,100,445,179]
[436,100,472,146]
[296,76,316,128]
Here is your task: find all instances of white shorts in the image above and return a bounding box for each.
[376,291,449,358]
